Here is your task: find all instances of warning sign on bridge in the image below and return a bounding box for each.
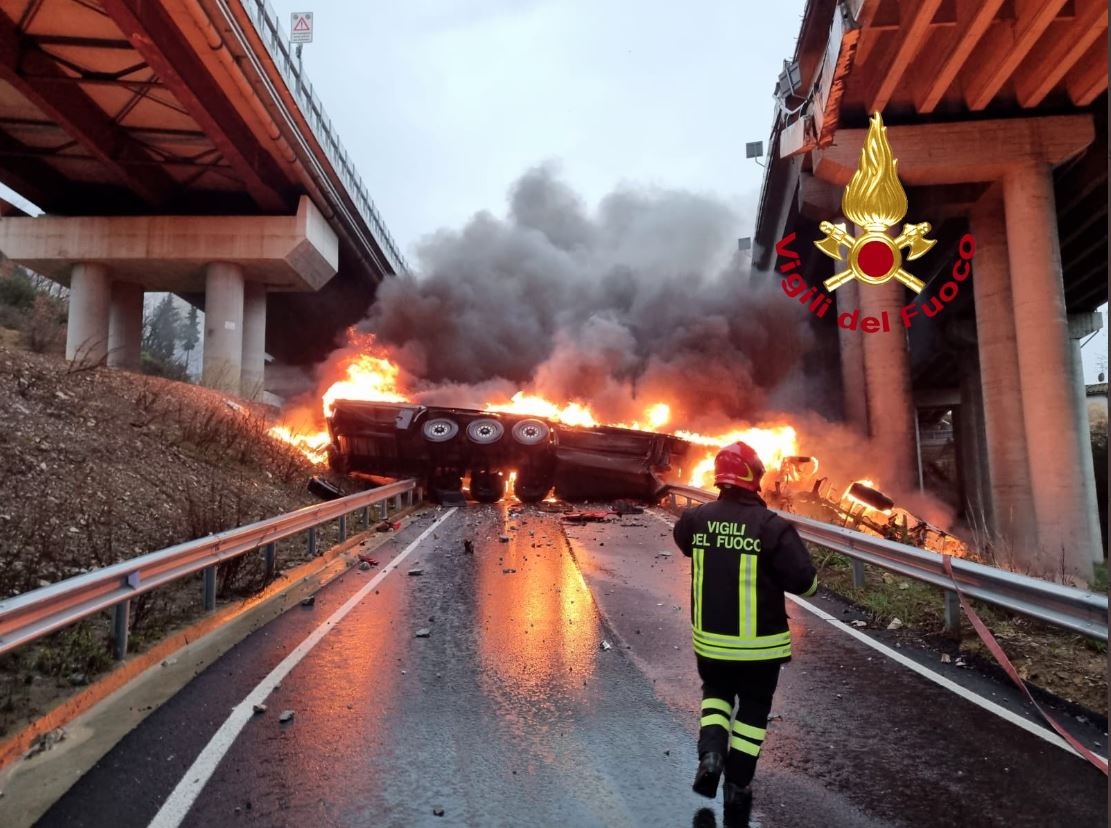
[291,12,313,44]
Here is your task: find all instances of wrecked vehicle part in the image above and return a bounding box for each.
[307,476,343,501]
[552,425,688,502]
[326,400,688,504]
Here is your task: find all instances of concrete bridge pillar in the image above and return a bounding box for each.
[1003,162,1101,577]
[837,276,869,433]
[107,281,144,370]
[970,193,1038,564]
[241,282,267,400]
[1068,312,1104,562]
[858,278,918,493]
[203,262,244,395]
[65,262,111,365]
[956,349,991,533]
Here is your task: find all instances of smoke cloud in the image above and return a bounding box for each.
[324,164,812,429]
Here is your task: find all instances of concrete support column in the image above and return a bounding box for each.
[241,282,267,400]
[1003,162,1101,577]
[107,282,144,370]
[837,279,869,432]
[65,262,111,364]
[858,278,917,493]
[970,194,1038,563]
[956,349,991,531]
[202,262,244,395]
[1068,312,1104,562]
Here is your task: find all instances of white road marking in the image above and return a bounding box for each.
[648,508,1106,764]
[148,508,459,828]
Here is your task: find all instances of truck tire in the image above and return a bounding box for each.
[511,419,549,446]
[466,418,505,445]
[470,470,505,504]
[514,472,552,503]
[422,418,459,443]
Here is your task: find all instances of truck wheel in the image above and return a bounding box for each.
[514,473,552,503]
[511,419,549,446]
[422,418,459,443]
[466,418,505,445]
[470,471,505,503]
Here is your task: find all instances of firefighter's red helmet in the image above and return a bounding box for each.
[713,442,765,492]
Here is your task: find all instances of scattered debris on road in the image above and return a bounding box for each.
[358,561,372,571]
[358,554,379,566]
[600,640,612,651]
[502,567,517,574]
[611,500,645,515]
[279,710,295,723]
[300,596,316,608]
[26,727,66,758]
[252,704,267,715]
[433,806,445,817]
[941,654,952,664]
[464,539,474,554]
[415,628,431,638]
[850,620,868,628]
[408,568,424,576]
[498,534,510,543]
[562,511,613,524]
[887,618,904,630]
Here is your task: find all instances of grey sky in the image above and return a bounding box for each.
[268,0,805,253]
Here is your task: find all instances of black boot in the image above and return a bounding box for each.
[692,752,724,798]
[722,782,752,826]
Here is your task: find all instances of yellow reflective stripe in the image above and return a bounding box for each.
[694,548,704,629]
[801,574,818,597]
[701,697,733,715]
[730,735,761,756]
[744,553,757,638]
[700,713,731,731]
[693,628,791,648]
[694,641,792,661]
[733,721,766,741]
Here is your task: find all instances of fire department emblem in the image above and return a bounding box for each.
[814,113,935,294]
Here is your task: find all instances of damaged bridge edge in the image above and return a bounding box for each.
[0,506,427,828]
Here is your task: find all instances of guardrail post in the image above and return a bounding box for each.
[943,590,962,637]
[850,560,866,589]
[263,543,276,580]
[338,514,347,542]
[363,505,372,529]
[308,526,317,556]
[112,600,129,660]
[393,494,403,512]
[405,490,414,507]
[203,566,217,612]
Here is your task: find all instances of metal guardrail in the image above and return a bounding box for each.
[239,0,409,275]
[664,484,1108,641]
[0,480,423,659]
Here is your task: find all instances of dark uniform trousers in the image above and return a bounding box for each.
[697,656,781,786]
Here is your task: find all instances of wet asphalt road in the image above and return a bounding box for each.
[35,503,1108,827]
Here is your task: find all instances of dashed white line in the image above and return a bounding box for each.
[648,508,1106,765]
[148,508,459,828]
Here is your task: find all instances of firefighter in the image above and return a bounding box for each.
[673,441,818,820]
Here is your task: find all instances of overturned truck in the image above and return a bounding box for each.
[326,400,692,503]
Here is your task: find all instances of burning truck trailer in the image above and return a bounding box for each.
[325,399,693,504]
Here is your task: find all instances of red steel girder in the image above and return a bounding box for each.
[99,0,288,212]
[0,10,177,207]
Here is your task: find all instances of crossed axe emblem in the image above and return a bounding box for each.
[814,221,935,294]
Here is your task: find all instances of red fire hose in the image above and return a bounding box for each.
[942,556,1108,775]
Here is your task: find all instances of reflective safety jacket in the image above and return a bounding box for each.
[673,488,817,662]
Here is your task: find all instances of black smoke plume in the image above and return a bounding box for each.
[321,165,812,429]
